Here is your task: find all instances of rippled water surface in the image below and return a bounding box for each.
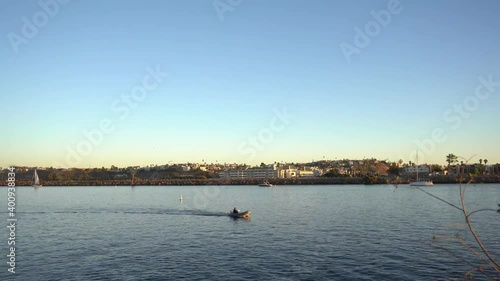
[1,184,499,280]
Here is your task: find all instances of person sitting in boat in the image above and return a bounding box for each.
[233,207,239,214]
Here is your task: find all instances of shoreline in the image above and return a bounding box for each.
[4,175,500,186]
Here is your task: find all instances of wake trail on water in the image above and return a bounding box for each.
[0,209,229,217]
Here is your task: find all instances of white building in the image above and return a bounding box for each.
[219,170,247,178]
[298,170,315,177]
[219,165,278,179]
[403,165,430,175]
[278,168,299,178]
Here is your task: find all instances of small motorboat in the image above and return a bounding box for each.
[228,210,251,218]
[258,181,275,187]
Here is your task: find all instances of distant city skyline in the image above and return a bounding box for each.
[1,0,499,168]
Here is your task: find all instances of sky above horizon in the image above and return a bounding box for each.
[1,0,499,168]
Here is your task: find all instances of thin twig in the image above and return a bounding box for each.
[456,237,495,270]
[467,208,497,218]
[415,160,500,278]
[459,176,500,272]
[417,187,463,211]
[430,242,479,270]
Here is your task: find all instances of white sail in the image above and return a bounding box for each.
[33,170,42,187]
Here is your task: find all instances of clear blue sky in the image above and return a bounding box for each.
[1,0,499,168]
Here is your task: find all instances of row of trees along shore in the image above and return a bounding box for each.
[2,155,500,186]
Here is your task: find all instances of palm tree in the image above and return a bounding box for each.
[479,159,483,165]
[484,159,488,174]
[446,154,458,174]
[446,153,458,165]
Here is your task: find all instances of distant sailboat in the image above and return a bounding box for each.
[33,169,42,188]
[131,171,136,187]
[409,151,433,187]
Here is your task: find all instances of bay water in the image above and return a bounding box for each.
[1,184,499,280]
